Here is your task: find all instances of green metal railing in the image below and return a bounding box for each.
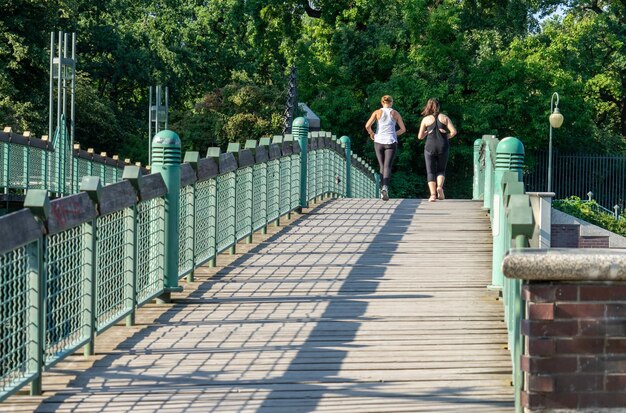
[473,135,536,413]
[0,122,129,197]
[0,118,378,402]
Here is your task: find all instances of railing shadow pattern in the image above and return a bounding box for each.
[0,126,378,402]
[27,199,513,412]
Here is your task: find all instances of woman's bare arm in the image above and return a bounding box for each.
[394,111,407,136]
[417,118,427,140]
[365,111,378,140]
[443,115,457,138]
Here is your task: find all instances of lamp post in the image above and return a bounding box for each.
[548,92,564,192]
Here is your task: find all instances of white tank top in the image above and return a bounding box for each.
[374,107,397,144]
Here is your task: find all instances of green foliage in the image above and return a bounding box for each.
[2,0,626,195]
[170,81,284,156]
[553,196,626,237]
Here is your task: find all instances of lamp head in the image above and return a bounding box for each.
[549,107,564,128]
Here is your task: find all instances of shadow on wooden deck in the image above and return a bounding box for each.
[27,198,512,412]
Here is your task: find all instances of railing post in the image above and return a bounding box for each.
[482,136,496,211]
[293,117,309,210]
[206,148,220,267]
[151,130,183,303]
[527,192,555,248]
[375,172,381,199]
[340,136,352,198]
[3,135,10,191]
[122,167,143,322]
[183,152,200,281]
[24,142,30,191]
[79,177,101,355]
[490,137,525,290]
[23,190,49,396]
[228,144,240,254]
[473,138,484,200]
[506,194,534,413]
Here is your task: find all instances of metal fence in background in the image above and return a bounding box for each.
[525,150,626,210]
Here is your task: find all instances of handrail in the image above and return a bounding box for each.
[583,193,624,221]
[473,135,536,413]
[0,118,378,402]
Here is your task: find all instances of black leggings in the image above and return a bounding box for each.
[424,149,449,182]
[374,142,397,187]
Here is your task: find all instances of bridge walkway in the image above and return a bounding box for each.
[5,198,513,412]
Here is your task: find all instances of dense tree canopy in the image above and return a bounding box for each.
[1,0,625,197]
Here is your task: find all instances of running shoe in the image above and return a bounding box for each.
[381,186,389,201]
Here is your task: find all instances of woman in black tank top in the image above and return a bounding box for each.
[417,98,457,202]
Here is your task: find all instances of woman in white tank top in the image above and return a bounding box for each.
[365,95,407,200]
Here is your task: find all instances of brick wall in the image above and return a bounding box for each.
[551,224,609,248]
[579,236,610,248]
[521,282,626,411]
[551,225,579,248]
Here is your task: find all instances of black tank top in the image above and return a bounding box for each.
[425,112,449,154]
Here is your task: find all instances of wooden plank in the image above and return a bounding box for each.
[2,198,514,412]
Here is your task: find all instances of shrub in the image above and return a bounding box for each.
[552,196,626,238]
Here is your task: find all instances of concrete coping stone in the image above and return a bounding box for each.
[0,209,44,254]
[268,144,282,160]
[48,192,98,235]
[137,173,167,201]
[196,157,219,181]
[502,248,626,281]
[98,180,137,216]
[254,145,269,163]
[180,163,198,187]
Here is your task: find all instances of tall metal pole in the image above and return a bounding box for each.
[70,33,76,154]
[548,123,553,192]
[148,86,153,165]
[155,86,161,134]
[56,31,62,136]
[48,33,54,140]
[548,92,560,193]
[62,33,68,119]
[165,86,169,129]
[283,66,297,134]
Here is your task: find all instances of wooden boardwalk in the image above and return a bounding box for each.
[5,198,513,412]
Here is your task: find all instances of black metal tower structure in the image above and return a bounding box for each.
[283,66,297,134]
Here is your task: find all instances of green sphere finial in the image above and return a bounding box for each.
[496,137,524,155]
[152,130,181,146]
[293,117,309,128]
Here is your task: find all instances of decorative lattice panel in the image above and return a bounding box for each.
[252,164,267,232]
[307,150,316,201]
[194,179,217,266]
[266,160,280,222]
[178,185,194,278]
[290,155,300,210]
[28,148,46,189]
[7,144,26,189]
[44,225,89,364]
[279,157,291,215]
[0,247,33,399]
[216,172,236,254]
[235,167,253,241]
[95,209,133,332]
[136,198,165,305]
